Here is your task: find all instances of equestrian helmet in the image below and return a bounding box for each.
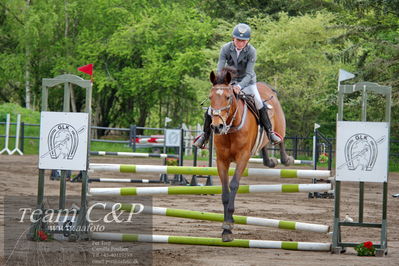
[232,23,251,40]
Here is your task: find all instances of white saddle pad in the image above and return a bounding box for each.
[250,125,267,156]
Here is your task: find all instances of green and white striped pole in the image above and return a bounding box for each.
[95,202,329,233]
[89,183,332,196]
[90,232,331,251]
[89,164,331,179]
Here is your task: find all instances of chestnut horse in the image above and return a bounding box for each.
[209,68,294,242]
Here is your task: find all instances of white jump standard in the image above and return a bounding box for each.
[0,114,12,155]
[91,232,331,251]
[89,183,332,196]
[89,163,331,179]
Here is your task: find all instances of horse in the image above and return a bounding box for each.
[208,67,294,242]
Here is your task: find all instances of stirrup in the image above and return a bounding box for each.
[269,132,282,145]
[193,133,209,149]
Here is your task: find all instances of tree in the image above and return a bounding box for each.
[0,0,396,140]
[93,2,215,130]
[332,0,399,137]
[250,12,351,136]
[197,0,337,22]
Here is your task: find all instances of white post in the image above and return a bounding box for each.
[186,125,192,156]
[312,123,320,166]
[196,123,202,158]
[10,114,23,155]
[0,114,12,155]
[182,123,191,156]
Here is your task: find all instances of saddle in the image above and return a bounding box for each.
[237,92,259,123]
[236,91,274,122]
[237,91,273,155]
[236,91,273,155]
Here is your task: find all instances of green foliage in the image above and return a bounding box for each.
[0,0,397,141]
[250,13,350,136]
[332,0,399,138]
[0,102,40,123]
[72,1,216,130]
[197,0,337,21]
[0,103,41,154]
[113,3,215,128]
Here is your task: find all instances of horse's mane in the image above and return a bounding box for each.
[215,67,237,85]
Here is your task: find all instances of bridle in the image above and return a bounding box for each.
[209,85,247,134]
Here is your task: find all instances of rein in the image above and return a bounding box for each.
[209,85,248,134]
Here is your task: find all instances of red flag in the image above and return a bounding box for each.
[77,64,93,76]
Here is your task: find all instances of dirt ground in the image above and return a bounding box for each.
[1,154,399,265]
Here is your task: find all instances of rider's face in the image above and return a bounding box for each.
[233,38,249,50]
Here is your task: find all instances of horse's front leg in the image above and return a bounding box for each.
[222,159,247,242]
[216,159,233,242]
[278,140,294,166]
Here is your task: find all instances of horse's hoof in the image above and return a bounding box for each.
[222,222,234,230]
[269,158,278,168]
[284,156,295,166]
[222,232,234,242]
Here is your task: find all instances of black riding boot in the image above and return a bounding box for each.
[193,111,212,149]
[258,104,281,145]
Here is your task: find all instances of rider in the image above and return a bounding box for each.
[194,23,282,149]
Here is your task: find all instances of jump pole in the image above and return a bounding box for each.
[248,158,313,165]
[89,164,331,179]
[95,202,329,233]
[90,151,178,158]
[89,183,332,196]
[91,232,331,251]
[135,137,164,144]
[89,178,162,184]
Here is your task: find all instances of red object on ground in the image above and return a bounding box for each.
[364,241,373,249]
[37,230,48,241]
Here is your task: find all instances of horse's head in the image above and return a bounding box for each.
[208,69,237,135]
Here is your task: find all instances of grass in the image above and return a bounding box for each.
[0,103,41,124]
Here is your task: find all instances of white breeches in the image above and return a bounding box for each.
[241,83,263,110]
